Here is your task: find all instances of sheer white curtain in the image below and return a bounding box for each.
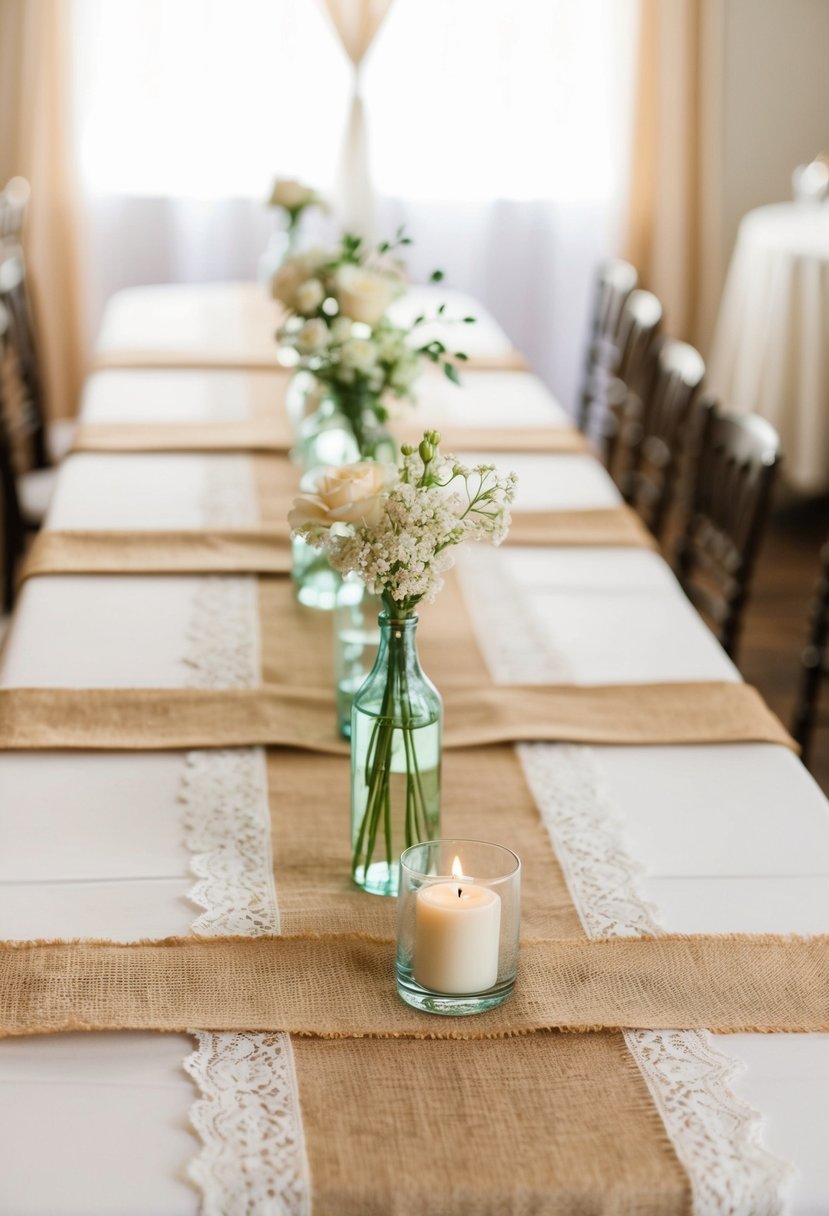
[71,0,637,411]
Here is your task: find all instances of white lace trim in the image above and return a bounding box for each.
[202,456,260,527]
[176,466,311,1216]
[459,550,791,1215]
[184,576,261,690]
[456,547,573,681]
[519,743,791,1216]
[184,1032,310,1216]
[180,748,278,937]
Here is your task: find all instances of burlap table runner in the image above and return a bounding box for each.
[6,419,800,1210]
[71,420,588,456]
[0,681,794,752]
[1,933,826,1039]
[18,506,654,584]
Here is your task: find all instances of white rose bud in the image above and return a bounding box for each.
[294,278,325,315]
[295,318,330,354]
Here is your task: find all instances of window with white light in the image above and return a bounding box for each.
[72,0,635,205]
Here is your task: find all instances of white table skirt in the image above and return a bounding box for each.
[1,370,828,1213]
[708,202,829,493]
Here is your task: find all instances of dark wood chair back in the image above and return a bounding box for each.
[675,398,781,660]
[0,301,26,611]
[0,246,49,469]
[600,288,663,474]
[792,538,829,767]
[622,338,705,539]
[577,259,637,432]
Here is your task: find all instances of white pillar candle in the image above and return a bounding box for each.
[413,860,501,994]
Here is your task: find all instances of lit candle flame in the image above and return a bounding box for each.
[452,855,464,899]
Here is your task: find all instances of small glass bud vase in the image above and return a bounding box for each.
[350,612,442,897]
[285,370,322,436]
[295,395,360,472]
[333,576,382,739]
[397,839,521,1016]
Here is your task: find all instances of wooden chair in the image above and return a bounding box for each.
[675,399,781,661]
[599,288,663,475]
[0,302,26,611]
[620,338,705,540]
[577,259,637,434]
[0,247,50,470]
[791,539,829,767]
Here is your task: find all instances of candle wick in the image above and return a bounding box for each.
[457,887,462,899]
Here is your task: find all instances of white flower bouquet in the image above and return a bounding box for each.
[274,231,474,459]
[290,434,517,892]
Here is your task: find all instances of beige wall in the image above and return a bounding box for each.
[702,0,829,346]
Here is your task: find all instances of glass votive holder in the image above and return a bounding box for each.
[396,839,521,1016]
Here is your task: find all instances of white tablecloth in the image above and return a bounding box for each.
[708,202,829,492]
[94,283,516,367]
[1,366,828,1213]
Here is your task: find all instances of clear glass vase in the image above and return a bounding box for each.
[333,576,382,738]
[350,612,442,897]
[295,396,360,472]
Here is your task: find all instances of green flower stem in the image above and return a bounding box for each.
[351,615,431,884]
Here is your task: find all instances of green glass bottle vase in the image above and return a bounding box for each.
[350,612,442,896]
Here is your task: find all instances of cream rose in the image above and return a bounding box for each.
[340,337,378,373]
[271,248,330,307]
[269,177,317,210]
[295,318,330,355]
[294,277,325,315]
[288,462,394,531]
[335,264,405,326]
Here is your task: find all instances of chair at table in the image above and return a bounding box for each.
[597,288,663,476]
[576,259,637,435]
[675,399,781,661]
[791,538,829,767]
[619,338,705,540]
[0,245,74,531]
[0,304,26,611]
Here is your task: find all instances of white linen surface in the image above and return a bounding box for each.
[0,372,828,1214]
[94,283,514,364]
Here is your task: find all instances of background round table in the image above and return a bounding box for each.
[708,202,829,493]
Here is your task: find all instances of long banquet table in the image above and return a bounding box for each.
[1,285,829,1214]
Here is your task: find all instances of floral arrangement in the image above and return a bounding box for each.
[290,433,516,890]
[267,177,327,236]
[289,432,517,616]
[274,231,474,457]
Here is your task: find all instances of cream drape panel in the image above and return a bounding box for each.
[622,0,723,349]
[0,0,84,420]
[320,0,394,236]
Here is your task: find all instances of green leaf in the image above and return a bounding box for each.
[437,303,446,316]
[454,351,469,361]
[443,361,461,386]
[430,269,445,282]
[463,316,476,323]
[378,241,390,253]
